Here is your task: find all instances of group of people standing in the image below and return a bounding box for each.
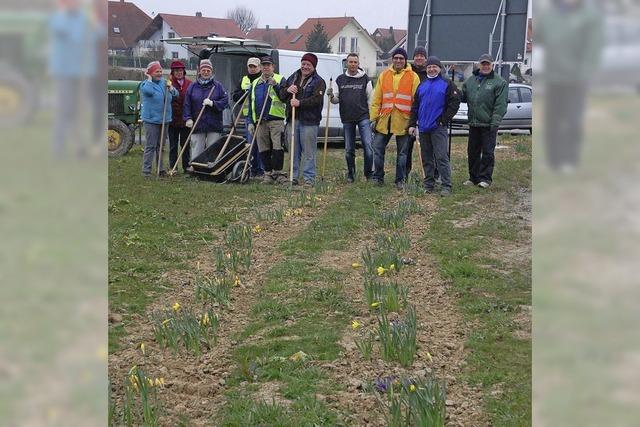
[140,47,508,193]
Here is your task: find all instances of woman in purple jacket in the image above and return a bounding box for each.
[183,59,229,164]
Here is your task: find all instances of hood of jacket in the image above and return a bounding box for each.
[343,68,366,79]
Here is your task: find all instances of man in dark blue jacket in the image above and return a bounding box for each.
[409,56,460,196]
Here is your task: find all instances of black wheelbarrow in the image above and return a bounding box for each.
[188,134,251,183]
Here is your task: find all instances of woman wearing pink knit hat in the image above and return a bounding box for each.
[139,61,178,177]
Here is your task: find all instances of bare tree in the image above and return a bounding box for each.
[226,6,258,34]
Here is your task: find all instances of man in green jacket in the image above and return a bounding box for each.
[461,54,508,188]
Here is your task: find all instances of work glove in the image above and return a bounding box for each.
[267,77,277,86]
[247,123,255,135]
[203,98,214,107]
[185,119,193,128]
[326,87,334,98]
[408,127,416,136]
[166,79,172,87]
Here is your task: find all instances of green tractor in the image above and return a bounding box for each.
[108,79,141,156]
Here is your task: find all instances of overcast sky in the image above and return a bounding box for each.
[131,0,410,33]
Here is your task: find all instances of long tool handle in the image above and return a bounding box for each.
[289,94,296,183]
[215,90,249,163]
[321,77,332,180]
[240,83,271,182]
[415,131,426,180]
[157,83,169,176]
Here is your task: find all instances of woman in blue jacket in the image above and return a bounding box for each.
[183,59,229,164]
[140,61,178,176]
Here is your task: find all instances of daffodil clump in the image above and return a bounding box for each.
[364,279,408,313]
[214,224,253,273]
[352,319,374,360]
[254,206,285,223]
[195,275,233,307]
[377,305,417,367]
[119,365,162,426]
[287,188,318,209]
[376,208,408,230]
[284,207,304,217]
[152,305,218,355]
[361,247,403,278]
[370,374,447,427]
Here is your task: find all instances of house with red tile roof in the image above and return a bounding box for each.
[249,17,382,76]
[135,12,244,60]
[371,27,408,57]
[107,0,152,54]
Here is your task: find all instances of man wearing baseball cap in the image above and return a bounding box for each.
[232,57,264,177]
[461,53,508,188]
[279,53,326,186]
[168,60,192,173]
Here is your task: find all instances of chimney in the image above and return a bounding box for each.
[195,11,202,17]
[266,24,270,30]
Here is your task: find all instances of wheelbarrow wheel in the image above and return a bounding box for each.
[228,160,249,184]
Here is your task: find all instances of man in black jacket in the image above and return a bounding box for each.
[328,53,373,182]
[279,53,326,186]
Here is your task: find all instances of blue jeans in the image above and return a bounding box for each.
[344,119,373,179]
[245,117,264,176]
[288,122,318,183]
[142,122,167,175]
[420,126,451,190]
[373,132,410,184]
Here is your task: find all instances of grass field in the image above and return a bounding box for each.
[109,135,531,426]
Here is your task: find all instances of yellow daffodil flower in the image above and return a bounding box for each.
[351,262,361,268]
[289,351,308,362]
[172,302,181,312]
[409,384,416,392]
[200,312,210,326]
[154,377,165,387]
[426,352,433,362]
[147,378,154,387]
[389,264,396,271]
[371,302,380,308]
[196,261,201,270]
[162,318,172,326]
[234,275,241,286]
[351,320,361,330]
[377,266,386,276]
[140,343,146,355]
[253,224,262,233]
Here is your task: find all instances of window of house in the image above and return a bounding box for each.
[168,31,175,39]
[113,27,120,34]
[290,34,303,43]
[338,36,346,53]
[172,52,179,59]
[350,37,358,53]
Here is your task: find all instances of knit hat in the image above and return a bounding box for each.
[199,59,213,72]
[301,52,318,68]
[247,57,261,67]
[426,56,442,69]
[146,61,162,76]
[413,46,427,58]
[391,47,408,60]
[170,60,185,69]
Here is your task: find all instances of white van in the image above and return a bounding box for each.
[165,37,347,142]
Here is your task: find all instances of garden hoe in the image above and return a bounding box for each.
[240,83,271,183]
[168,83,217,176]
[320,77,332,181]
[289,93,297,185]
[157,83,169,177]
[214,90,250,163]
[415,131,426,180]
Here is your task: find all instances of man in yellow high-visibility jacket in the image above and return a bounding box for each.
[370,47,420,189]
[232,57,263,177]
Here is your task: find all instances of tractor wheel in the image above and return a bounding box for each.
[108,118,134,157]
[0,72,36,127]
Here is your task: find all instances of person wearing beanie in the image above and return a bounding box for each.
[232,57,265,177]
[460,53,508,188]
[405,46,429,178]
[408,55,461,197]
[183,59,229,165]
[168,60,192,173]
[279,52,326,186]
[246,56,288,184]
[328,53,374,183]
[369,47,420,189]
[139,61,179,176]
